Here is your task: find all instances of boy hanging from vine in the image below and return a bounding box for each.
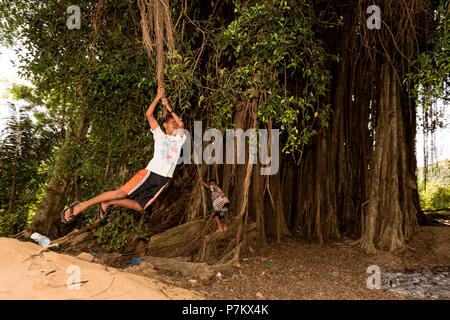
[61,87,186,223]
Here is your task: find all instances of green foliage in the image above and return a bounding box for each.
[0,215,15,237]
[0,0,335,240]
[0,103,57,236]
[419,182,450,210]
[406,1,450,103]
[418,159,450,210]
[94,209,151,252]
[206,0,334,155]
[1,0,160,193]
[0,0,163,241]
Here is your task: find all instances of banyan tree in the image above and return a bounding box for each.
[0,0,447,262]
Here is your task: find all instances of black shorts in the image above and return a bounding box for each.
[214,202,230,219]
[120,169,169,212]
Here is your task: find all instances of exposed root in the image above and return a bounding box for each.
[143,256,214,280]
[210,242,242,271]
[54,219,101,246]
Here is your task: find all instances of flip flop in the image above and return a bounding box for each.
[97,204,111,220]
[61,201,80,224]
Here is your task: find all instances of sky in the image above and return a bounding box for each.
[416,100,450,166]
[0,45,31,130]
[0,45,448,166]
[0,47,18,122]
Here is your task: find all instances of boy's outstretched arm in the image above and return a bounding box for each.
[146,87,165,130]
[198,177,210,189]
[162,98,184,130]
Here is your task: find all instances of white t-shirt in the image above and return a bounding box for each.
[146,126,187,177]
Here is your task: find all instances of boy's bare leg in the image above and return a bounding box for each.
[99,199,144,218]
[222,221,228,232]
[63,189,128,221]
[215,216,224,233]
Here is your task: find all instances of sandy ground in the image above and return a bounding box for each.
[0,237,203,300]
[1,225,447,300]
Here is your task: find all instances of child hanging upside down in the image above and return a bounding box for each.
[61,87,186,224]
[198,177,230,233]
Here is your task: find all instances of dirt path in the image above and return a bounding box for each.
[155,226,449,300]
[0,237,203,300]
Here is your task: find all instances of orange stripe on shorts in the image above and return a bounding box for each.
[143,183,168,209]
[120,169,149,195]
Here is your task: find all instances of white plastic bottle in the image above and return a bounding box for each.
[30,232,51,248]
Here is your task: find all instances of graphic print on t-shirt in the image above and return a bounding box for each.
[146,126,186,178]
[160,140,179,165]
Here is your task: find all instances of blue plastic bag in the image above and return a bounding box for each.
[127,258,143,265]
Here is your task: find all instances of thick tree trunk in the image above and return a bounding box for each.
[358,62,419,253]
[6,154,18,216]
[7,121,21,217]
[294,25,368,242]
[26,113,89,238]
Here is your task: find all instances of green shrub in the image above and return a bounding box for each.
[419,182,450,210]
